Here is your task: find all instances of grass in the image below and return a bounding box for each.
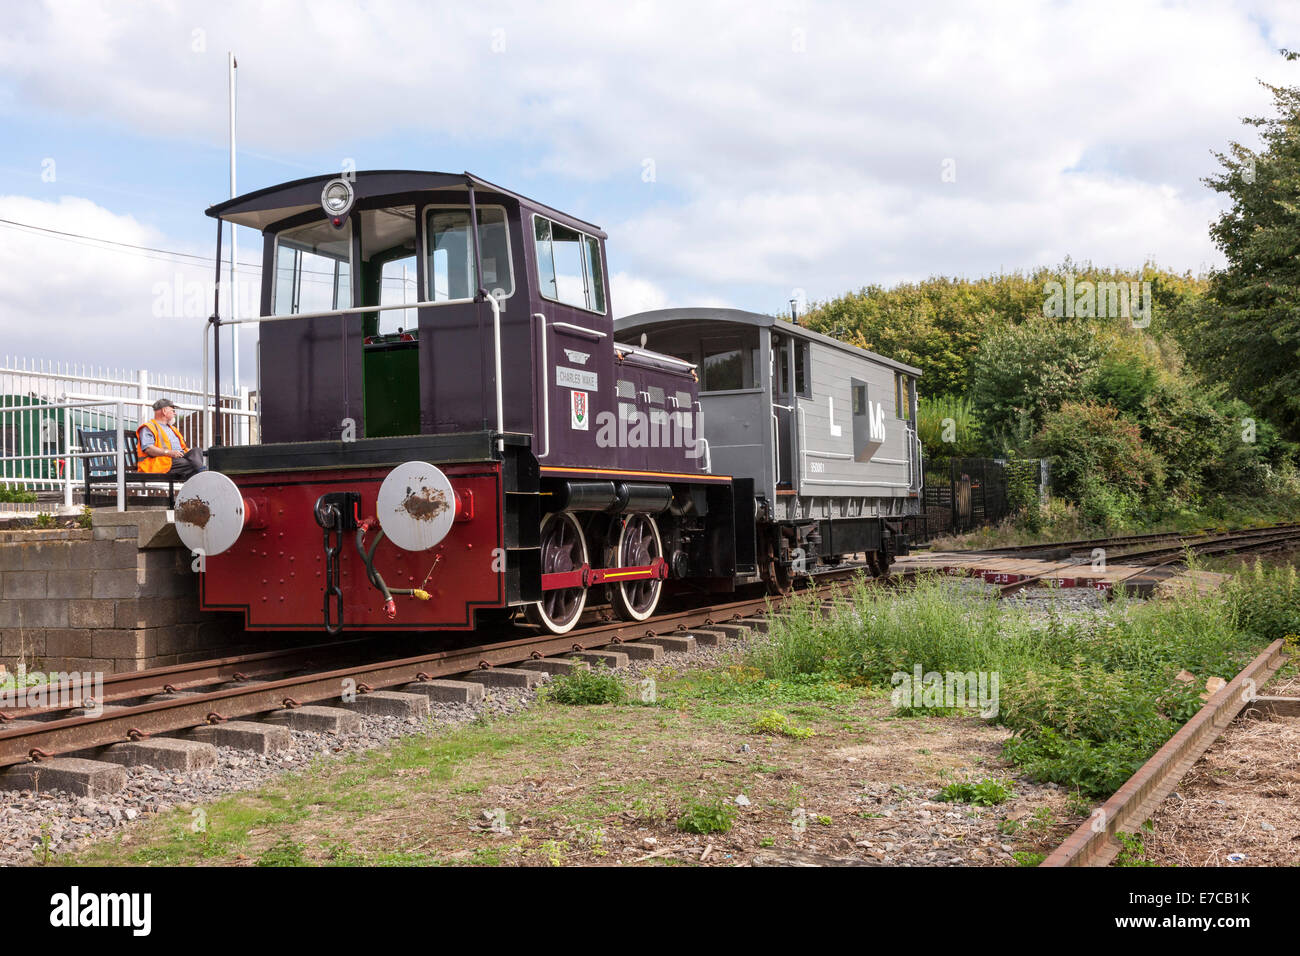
[753,563,1299,796]
[542,663,628,705]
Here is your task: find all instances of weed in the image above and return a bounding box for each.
[325,841,364,865]
[33,511,55,529]
[750,710,815,739]
[544,664,627,706]
[76,505,93,530]
[936,778,1014,806]
[33,824,53,866]
[1013,850,1045,867]
[676,797,736,834]
[256,837,305,867]
[1114,831,1158,867]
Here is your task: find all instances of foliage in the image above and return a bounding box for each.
[543,664,627,706]
[0,486,37,504]
[33,511,56,529]
[76,506,93,530]
[917,393,985,458]
[749,709,816,739]
[676,797,736,834]
[972,316,1106,445]
[1169,67,1300,443]
[801,264,1206,401]
[1030,401,1162,526]
[1004,451,1042,532]
[755,568,1278,798]
[935,778,1014,806]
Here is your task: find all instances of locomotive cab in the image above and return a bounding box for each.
[183,171,722,636]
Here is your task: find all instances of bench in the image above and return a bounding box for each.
[78,428,177,509]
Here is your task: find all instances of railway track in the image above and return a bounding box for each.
[0,566,896,774]
[995,524,1300,598]
[970,522,1300,560]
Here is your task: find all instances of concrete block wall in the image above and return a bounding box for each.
[0,509,247,674]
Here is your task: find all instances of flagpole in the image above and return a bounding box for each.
[228,51,239,440]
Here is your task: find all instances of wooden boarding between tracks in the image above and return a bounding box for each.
[893,551,1230,596]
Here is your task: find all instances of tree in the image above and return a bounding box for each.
[1175,64,1300,441]
[970,316,1104,447]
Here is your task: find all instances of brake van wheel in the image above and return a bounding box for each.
[525,512,589,634]
[609,513,664,622]
[761,539,793,596]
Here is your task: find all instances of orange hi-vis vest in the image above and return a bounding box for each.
[137,420,189,474]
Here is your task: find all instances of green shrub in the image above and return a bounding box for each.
[544,663,627,706]
[33,511,56,529]
[917,394,985,458]
[750,710,815,739]
[256,837,305,867]
[936,778,1014,806]
[0,486,37,504]
[1031,401,1163,519]
[676,798,736,834]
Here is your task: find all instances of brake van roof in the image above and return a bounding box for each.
[615,308,923,377]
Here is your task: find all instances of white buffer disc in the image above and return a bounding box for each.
[376,461,457,552]
[173,471,246,557]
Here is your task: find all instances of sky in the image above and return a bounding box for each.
[2,0,1299,388]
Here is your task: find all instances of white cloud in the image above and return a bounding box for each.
[0,195,255,381]
[2,0,1299,344]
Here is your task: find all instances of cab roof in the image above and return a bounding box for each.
[206,170,606,237]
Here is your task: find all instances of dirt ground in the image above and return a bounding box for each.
[1140,670,1300,867]
[67,661,1085,867]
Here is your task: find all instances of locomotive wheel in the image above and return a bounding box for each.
[609,513,664,622]
[525,512,589,634]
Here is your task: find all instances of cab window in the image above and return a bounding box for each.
[273,219,352,315]
[534,215,606,313]
[423,206,514,303]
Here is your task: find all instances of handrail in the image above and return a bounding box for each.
[533,313,550,459]
[487,294,504,453]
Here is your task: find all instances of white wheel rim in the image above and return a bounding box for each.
[534,512,588,633]
[616,513,663,621]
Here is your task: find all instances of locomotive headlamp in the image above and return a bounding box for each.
[320,177,355,220]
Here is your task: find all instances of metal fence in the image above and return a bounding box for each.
[0,356,255,510]
[908,456,1046,543]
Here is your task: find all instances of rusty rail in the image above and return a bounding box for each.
[1041,638,1288,867]
[0,565,903,767]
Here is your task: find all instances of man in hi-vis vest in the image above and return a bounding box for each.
[137,398,205,478]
